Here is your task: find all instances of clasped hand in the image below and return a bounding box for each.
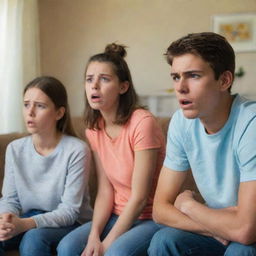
[0,213,24,241]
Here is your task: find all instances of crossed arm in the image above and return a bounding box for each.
[153,166,256,245]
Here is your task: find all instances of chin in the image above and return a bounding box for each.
[182,109,199,119]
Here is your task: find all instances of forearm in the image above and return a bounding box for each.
[103,197,150,246]
[18,217,36,232]
[181,200,249,242]
[153,201,211,236]
[89,192,114,239]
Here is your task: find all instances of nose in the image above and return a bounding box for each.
[91,78,100,90]
[28,105,35,117]
[175,77,188,94]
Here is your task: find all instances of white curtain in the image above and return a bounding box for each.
[0,0,40,134]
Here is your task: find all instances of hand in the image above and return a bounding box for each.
[174,190,196,213]
[0,213,15,241]
[213,235,230,246]
[81,236,103,256]
[2,214,35,239]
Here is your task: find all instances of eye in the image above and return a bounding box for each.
[23,102,29,108]
[171,75,180,82]
[101,76,110,82]
[85,77,93,83]
[37,103,46,109]
[189,73,200,79]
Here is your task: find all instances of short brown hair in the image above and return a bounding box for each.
[165,32,235,89]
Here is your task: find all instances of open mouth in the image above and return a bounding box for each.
[181,100,192,105]
[91,95,100,99]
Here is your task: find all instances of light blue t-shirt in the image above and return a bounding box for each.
[164,94,256,209]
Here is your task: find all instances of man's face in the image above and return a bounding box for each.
[171,53,225,122]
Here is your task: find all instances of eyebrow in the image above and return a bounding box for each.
[86,73,112,77]
[170,70,204,76]
[23,100,47,105]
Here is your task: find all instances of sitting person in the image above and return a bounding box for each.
[0,76,92,255]
[57,43,166,256]
[148,32,256,256]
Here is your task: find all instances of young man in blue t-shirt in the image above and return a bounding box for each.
[148,32,256,255]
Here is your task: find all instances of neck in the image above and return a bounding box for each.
[100,111,117,127]
[202,94,234,134]
[32,130,62,156]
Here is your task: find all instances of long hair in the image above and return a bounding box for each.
[24,76,77,137]
[84,43,143,129]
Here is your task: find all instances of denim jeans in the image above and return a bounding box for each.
[0,210,79,256]
[57,214,159,256]
[147,226,256,256]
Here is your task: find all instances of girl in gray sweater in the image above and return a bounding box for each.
[0,76,92,255]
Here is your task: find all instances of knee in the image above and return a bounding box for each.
[57,232,85,256]
[225,242,256,256]
[148,227,183,255]
[152,227,181,246]
[57,236,77,256]
[19,229,48,255]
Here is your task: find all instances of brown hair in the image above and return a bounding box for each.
[165,32,235,91]
[84,43,142,129]
[24,76,77,137]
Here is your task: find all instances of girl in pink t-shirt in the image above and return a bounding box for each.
[57,43,165,256]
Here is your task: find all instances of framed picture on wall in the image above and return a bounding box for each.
[212,13,256,52]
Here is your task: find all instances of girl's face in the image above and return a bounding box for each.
[85,61,128,116]
[23,87,64,136]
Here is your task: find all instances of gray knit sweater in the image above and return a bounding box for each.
[0,135,92,228]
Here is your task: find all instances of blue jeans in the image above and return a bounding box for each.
[0,210,79,256]
[148,226,256,256]
[57,214,159,256]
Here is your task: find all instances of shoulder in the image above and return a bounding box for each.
[7,136,31,151]
[235,95,256,118]
[233,95,256,130]
[130,108,154,119]
[128,109,157,127]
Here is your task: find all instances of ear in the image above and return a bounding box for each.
[219,71,233,92]
[56,106,65,121]
[119,81,129,95]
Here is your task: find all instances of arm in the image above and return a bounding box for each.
[153,166,211,236]
[0,144,22,216]
[82,151,114,256]
[176,181,256,245]
[101,148,159,251]
[0,144,30,241]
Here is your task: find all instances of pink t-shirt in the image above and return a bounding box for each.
[86,109,166,219]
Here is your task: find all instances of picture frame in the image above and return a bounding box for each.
[212,13,256,52]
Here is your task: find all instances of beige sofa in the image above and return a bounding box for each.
[0,116,199,255]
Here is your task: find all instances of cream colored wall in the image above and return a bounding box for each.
[39,0,256,116]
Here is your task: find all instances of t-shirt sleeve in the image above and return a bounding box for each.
[237,117,256,182]
[163,111,190,171]
[132,115,164,151]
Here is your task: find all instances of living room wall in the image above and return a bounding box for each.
[38,0,256,116]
